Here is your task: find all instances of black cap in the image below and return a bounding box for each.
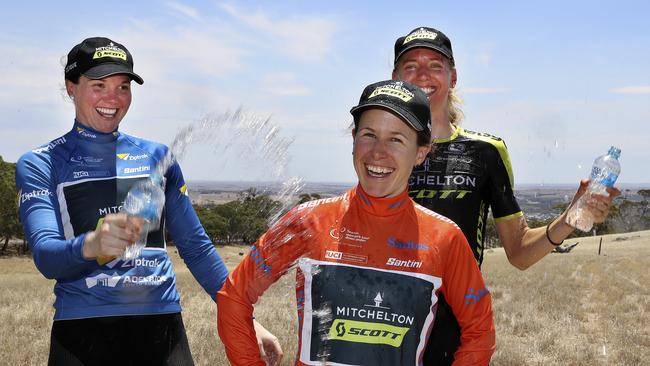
[65,37,144,84]
[394,27,454,66]
[350,80,431,141]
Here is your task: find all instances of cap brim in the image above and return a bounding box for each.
[395,44,453,65]
[351,101,424,132]
[83,63,144,85]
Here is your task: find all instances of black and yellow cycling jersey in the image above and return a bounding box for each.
[409,126,523,267]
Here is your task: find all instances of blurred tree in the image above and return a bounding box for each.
[0,156,23,253]
[193,188,282,246]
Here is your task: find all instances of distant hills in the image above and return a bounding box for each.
[187,180,649,220]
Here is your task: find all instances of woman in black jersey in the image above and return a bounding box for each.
[391,26,621,365]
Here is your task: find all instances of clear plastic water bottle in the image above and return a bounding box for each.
[121,174,165,260]
[566,146,621,232]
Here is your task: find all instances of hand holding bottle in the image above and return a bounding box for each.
[566,147,621,232]
[121,175,165,260]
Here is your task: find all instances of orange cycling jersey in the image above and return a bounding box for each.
[217,185,495,366]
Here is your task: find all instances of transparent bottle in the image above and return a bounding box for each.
[566,146,621,232]
[121,174,165,260]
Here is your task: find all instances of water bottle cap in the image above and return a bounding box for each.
[608,146,621,159]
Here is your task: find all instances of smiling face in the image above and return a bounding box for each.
[352,108,430,198]
[66,74,132,133]
[392,48,457,119]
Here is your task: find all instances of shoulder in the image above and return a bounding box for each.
[294,191,351,212]
[119,132,169,161]
[18,133,73,172]
[458,127,509,154]
[413,201,460,231]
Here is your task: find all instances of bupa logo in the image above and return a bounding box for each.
[116,153,148,161]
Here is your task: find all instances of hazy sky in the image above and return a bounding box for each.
[2,1,648,185]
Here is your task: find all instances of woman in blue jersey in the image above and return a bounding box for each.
[16,37,281,366]
[391,26,621,365]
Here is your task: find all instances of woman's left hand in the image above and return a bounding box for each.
[253,319,283,366]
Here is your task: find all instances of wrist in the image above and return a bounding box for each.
[546,218,571,246]
[82,231,97,259]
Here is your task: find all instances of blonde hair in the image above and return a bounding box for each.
[448,87,465,125]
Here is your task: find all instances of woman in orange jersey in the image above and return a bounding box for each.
[217,80,495,365]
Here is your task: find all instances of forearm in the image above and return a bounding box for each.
[217,276,266,366]
[31,232,97,279]
[500,213,574,270]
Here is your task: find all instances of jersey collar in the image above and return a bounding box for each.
[72,120,119,143]
[353,184,411,217]
[433,124,462,144]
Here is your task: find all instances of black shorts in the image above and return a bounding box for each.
[423,294,461,366]
[48,312,194,366]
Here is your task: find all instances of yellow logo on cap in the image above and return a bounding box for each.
[404,28,438,44]
[369,85,414,102]
[93,44,127,61]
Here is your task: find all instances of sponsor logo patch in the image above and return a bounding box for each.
[368,83,414,102]
[329,227,370,244]
[404,28,438,44]
[387,237,429,251]
[328,319,409,347]
[76,127,97,139]
[386,257,422,269]
[123,166,151,174]
[33,137,66,153]
[116,153,148,161]
[19,188,52,203]
[73,171,89,179]
[93,43,127,61]
[85,272,121,288]
[325,250,368,264]
[465,287,490,305]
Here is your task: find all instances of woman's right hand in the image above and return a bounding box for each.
[82,213,144,259]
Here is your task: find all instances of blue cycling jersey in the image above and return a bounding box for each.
[16,121,228,320]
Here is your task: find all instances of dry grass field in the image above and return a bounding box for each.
[1,230,648,365]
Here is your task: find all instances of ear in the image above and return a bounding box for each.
[391,68,399,81]
[65,80,75,98]
[415,144,431,166]
[450,67,458,88]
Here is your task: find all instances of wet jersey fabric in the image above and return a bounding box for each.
[409,126,522,266]
[16,121,228,320]
[217,185,495,366]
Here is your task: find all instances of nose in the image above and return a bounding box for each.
[416,67,430,81]
[370,140,389,159]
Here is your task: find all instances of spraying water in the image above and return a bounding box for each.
[121,108,305,260]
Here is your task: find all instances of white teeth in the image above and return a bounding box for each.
[421,87,435,95]
[367,164,394,175]
[96,107,117,116]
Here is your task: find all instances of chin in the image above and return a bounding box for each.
[362,185,392,198]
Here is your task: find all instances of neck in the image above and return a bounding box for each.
[430,115,455,140]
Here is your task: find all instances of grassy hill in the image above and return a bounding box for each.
[1,230,648,365]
